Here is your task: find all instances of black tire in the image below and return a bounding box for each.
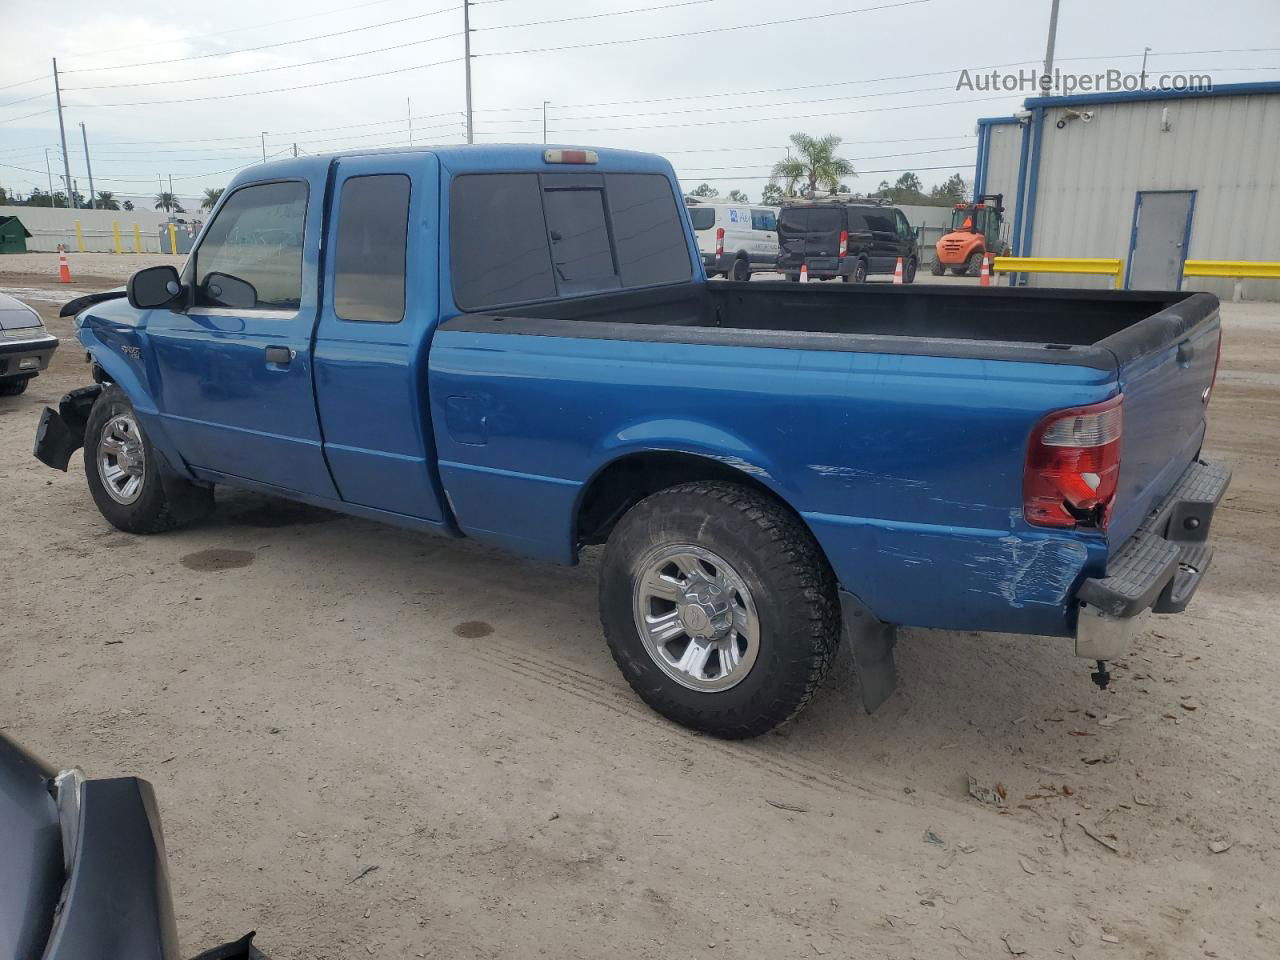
[903,258,917,284]
[83,385,211,534]
[730,256,751,282]
[0,377,31,396]
[599,481,840,738]
[965,251,983,277]
[929,258,945,276]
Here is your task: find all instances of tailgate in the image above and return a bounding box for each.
[1105,295,1221,544]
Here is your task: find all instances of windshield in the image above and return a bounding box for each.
[951,207,975,231]
[778,207,842,236]
[688,206,716,231]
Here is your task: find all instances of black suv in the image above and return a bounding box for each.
[777,199,919,283]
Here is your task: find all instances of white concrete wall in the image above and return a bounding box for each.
[0,205,181,254]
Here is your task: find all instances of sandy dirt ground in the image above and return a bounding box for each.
[2,261,1278,960]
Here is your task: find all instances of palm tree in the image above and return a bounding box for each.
[122,200,134,211]
[95,191,120,210]
[154,192,184,214]
[770,133,855,198]
[200,187,225,211]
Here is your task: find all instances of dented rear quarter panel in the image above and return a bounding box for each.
[429,330,1116,636]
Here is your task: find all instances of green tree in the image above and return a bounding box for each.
[759,183,784,206]
[154,192,184,214]
[95,191,120,210]
[200,187,225,211]
[725,188,749,202]
[25,188,67,208]
[929,173,968,204]
[122,200,134,211]
[689,182,718,198]
[0,186,8,204]
[769,133,855,198]
[871,172,930,204]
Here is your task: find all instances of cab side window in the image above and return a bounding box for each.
[334,174,411,323]
[895,211,914,242]
[194,181,308,311]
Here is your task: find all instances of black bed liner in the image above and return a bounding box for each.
[442,281,1219,371]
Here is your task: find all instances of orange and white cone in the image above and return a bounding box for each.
[57,245,72,284]
[979,253,991,287]
[893,256,904,285]
[799,262,809,283]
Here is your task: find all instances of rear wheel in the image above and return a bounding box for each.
[0,377,31,396]
[841,258,868,284]
[599,481,840,738]
[731,257,751,282]
[930,258,946,276]
[903,258,917,284]
[965,250,984,277]
[83,386,212,534]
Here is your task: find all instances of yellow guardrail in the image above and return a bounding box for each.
[1182,260,1280,280]
[991,256,1125,289]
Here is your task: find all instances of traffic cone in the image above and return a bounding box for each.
[799,262,809,283]
[57,245,72,284]
[893,256,904,285]
[979,253,991,287]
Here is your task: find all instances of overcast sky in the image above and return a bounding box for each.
[2,0,1278,208]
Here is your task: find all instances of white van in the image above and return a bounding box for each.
[684,198,778,281]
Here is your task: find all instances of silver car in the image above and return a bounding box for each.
[0,291,58,395]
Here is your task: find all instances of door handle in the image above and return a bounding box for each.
[1176,339,1195,365]
[264,346,293,366]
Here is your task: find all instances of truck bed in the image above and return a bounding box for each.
[473,282,1213,370]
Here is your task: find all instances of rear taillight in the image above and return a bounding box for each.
[715,227,724,257]
[1024,396,1123,529]
[838,229,848,258]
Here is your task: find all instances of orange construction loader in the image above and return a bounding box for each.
[931,194,1010,277]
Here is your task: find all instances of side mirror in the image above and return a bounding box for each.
[127,265,183,310]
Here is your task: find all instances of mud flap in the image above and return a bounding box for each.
[839,589,898,713]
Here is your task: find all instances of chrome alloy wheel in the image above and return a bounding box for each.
[632,544,760,692]
[97,413,146,505]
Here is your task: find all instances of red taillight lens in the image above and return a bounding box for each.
[715,226,724,257]
[838,229,848,258]
[1024,396,1123,529]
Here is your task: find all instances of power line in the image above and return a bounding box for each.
[0,74,48,94]
[473,0,933,59]
[64,3,463,75]
[0,108,55,126]
[679,145,976,171]
[678,163,971,182]
[66,0,411,60]
[65,28,464,90]
[473,0,713,32]
[66,56,464,107]
[0,91,51,109]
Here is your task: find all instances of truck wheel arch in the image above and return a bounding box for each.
[574,450,816,555]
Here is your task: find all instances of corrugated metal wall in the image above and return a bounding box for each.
[1017,91,1280,300]
[981,122,1024,235]
[0,205,179,254]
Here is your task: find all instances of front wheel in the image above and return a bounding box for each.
[0,377,31,396]
[929,258,945,276]
[965,251,984,277]
[599,482,840,738]
[83,385,212,534]
[902,258,917,284]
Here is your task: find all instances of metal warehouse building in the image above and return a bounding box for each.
[974,81,1280,300]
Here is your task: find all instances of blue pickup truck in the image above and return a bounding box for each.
[35,145,1229,738]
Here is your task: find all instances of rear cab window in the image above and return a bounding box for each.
[334,174,411,323]
[450,171,692,311]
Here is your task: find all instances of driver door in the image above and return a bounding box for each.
[146,177,338,498]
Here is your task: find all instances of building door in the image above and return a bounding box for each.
[1127,190,1195,290]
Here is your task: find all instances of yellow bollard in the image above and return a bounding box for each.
[133,223,142,254]
[168,222,177,255]
[112,221,122,255]
[74,219,85,253]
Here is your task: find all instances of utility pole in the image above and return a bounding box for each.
[168,174,174,213]
[44,148,56,206]
[1041,0,1061,93]
[261,132,268,163]
[408,96,413,146]
[79,122,96,209]
[292,142,298,158]
[52,59,75,208]
[462,0,473,144]
[158,174,165,215]
[542,100,550,144]
[1140,46,1152,88]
